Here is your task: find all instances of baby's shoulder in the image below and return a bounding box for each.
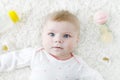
[74,55,104,80]
[73,55,87,65]
[32,47,46,57]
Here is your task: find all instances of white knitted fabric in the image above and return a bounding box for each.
[0,0,120,80]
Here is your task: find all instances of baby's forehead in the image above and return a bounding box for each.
[45,20,77,28]
[43,19,79,30]
[44,20,77,30]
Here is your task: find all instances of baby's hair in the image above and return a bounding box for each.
[43,10,80,35]
[48,10,78,22]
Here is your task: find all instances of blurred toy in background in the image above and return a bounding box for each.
[8,10,20,23]
[0,10,20,53]
[2,45,9,51]
[0,10,20,34]
[93,11,113,43]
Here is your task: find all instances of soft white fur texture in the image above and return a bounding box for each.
[0,0,120,80]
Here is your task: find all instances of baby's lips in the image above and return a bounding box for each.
[52,46,63,49]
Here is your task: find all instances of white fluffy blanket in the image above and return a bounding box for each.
[0,0,120,80]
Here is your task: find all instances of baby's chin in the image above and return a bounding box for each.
[44,47,72,55]
[50,50,64,54]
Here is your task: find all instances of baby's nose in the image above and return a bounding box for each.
[54,37,63,43]
[55,40,63,43]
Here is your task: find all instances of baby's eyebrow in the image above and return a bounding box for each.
[64,32,72,35]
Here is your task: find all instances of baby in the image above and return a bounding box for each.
[0,10,104,80]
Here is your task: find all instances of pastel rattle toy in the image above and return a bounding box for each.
[94,11,113,43]
[100,25,113,43]
[94,11,108,25]
[8,10,20,23]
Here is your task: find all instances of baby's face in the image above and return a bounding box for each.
[42,20,79,57]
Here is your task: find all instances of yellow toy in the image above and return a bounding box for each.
[8,10,20,23]
[2,45,9,51]
[100,25,113,43]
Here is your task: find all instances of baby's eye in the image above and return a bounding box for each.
[48,33,55,37]
[63,34,71,38]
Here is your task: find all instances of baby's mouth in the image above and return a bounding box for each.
[52,47,63,49]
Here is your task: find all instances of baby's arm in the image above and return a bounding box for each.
[0,47,35,72]
[79,67,104,80]
[79,61,104,80]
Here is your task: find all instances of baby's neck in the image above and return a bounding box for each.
[49,53,73,60]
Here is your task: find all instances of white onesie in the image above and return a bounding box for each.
[0,48,104,80]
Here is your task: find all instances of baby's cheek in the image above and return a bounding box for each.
[44,39,53,47]
[67,43,75,50]
[42,39,48,47]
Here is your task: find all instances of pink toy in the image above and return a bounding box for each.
[94,11,108,24]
